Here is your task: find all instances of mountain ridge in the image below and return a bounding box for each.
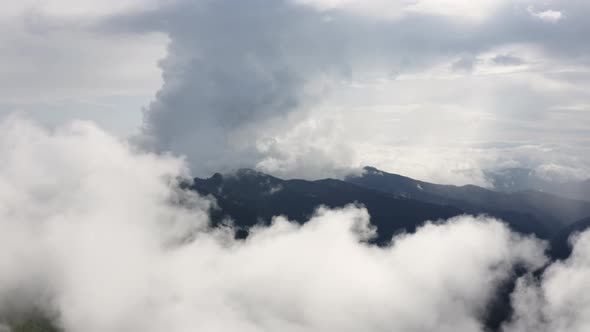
[190,169,464,243]
[187,167,590,241]
[346,166,590,234]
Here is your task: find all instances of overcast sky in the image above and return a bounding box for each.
[2,0,590,184]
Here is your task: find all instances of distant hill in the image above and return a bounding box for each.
[346,167,590,236]
[484,167,590,202]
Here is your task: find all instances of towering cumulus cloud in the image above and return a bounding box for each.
[138,0,345,177]
[0,117,553,332]
[135,0,491,179]
[137,0,461,178]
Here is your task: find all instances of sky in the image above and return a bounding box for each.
[2,0,590,185]
[3,3,590,330]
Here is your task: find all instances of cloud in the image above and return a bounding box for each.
[136,0,392,178]
[136,0,487,178]
[255,115,359,179]
[0,117,551,332]
[492,54,525,66]
[293,0,505,21]
[451,55,478,73]
[1,0,160,20]
[528,7,563,23]
[123,0,590,183]
[5,0,590,183]
[503,229,590,332]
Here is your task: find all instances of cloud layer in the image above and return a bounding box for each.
[0,117,556,332]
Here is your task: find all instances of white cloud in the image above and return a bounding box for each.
[0,117,550,332]
[504,230,590,332]
[528,7,563,22]
[292,0,505,21]
[405,0,503,21]
[255,115,359,179]
[1,0,159,19]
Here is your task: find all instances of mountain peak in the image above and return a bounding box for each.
[362,166,383,174]
[233,168,283,181]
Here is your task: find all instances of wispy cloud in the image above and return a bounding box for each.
[528,7,564,23]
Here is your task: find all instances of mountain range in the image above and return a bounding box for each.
[190,166,590,257]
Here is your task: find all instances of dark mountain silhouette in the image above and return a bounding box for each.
[188,168,572,241]
[189,169,463,243]
[346,166,590,236]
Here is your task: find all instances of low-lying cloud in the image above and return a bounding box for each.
[3,117,584,332]
[504,229,590,332]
